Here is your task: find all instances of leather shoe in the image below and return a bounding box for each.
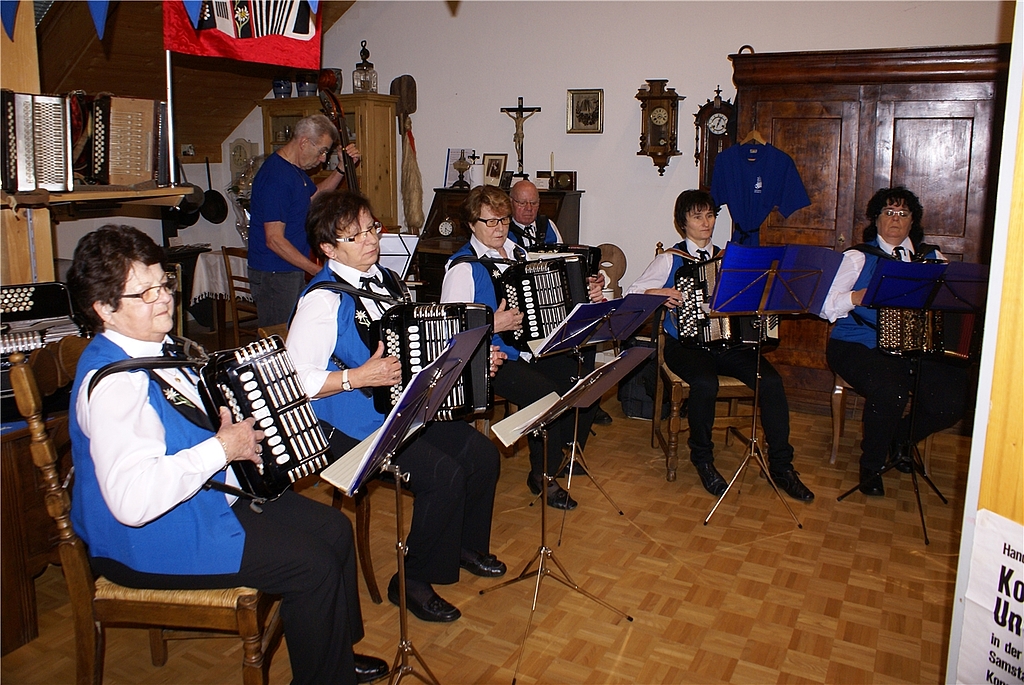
[693,461,727,496]
[387,575,461,623]
[557,460,588,478]
[858,467,885,496]
[593,405,613,425]
[354,654,390,684]
[527,473,578,510]
[769,468,815,502]
[460,550,507,577]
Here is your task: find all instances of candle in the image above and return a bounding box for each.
[550,152,554,176]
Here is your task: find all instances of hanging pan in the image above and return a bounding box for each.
[200,157,228,224]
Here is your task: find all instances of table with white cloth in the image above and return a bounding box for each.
[190,249,251,350]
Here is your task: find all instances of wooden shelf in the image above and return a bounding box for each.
[3,185,189,208]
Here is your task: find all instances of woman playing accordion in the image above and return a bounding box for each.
[821,187,971,497]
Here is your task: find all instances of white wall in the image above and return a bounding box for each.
[54,0,1014,288]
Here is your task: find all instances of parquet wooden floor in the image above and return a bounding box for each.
[1,396,972,684]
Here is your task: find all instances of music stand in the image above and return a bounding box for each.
[529,294,664,522]
[485,347,650,685]
[836,260,987,545]
[321,326,489,685]
[703,244,842,527]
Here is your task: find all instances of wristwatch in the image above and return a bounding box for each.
[341,369,352,391]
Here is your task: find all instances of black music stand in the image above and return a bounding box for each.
[530,294,664,521]
[703,243,842,527]
[484,347,650,685]
[836,260,987,545]
[321,326,489,685]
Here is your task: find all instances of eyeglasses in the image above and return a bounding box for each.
[882,209,912,219]
[305,137,333,158]
[512,199,540,208]
[336,221,384,243]
[122,273,177,304]
[475,215,512,228]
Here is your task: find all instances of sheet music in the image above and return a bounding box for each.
[490,392,560,448]
[320,429,381,496]
[378,234,419,279]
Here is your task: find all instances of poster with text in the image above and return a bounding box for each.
[957,508,1024,685]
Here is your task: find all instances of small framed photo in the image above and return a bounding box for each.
[567,89,603,134]
[482,153,507,186]
[499,170,514,191]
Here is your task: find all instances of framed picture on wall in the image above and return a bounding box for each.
[482,154,507,186]
[567,89,603,134]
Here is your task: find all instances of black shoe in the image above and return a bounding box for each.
[557,460,588,478]
[888,444,913,473]
[387,576,461,623]
[460,550,507,578]
[354,654,390,684]
[858,467,885,496]
[593,405,613,425]
[770,468,815,502]
[693,462,727,497]
[526,473,578,510]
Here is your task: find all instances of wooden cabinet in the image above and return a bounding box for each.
[413,187,583,302]
[259,94,399,228]
[730,44,1010,411]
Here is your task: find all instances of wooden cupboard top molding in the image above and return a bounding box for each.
[730,44,1010,86]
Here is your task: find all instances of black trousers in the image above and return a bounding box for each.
[662,335,794,470]
[491,353,595,476]
[392,420,500,584]
[826,338,970,471]
[93,491,363,685]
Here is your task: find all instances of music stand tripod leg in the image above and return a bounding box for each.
[479,428,632,685]
[384,461,440,685]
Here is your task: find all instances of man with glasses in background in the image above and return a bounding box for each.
[821,187,970,496]
[248,114,361,328]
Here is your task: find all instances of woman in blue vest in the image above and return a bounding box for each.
[287,191,505,625]
[67,225,388,685]
[822,187,970,496]
[441,185,605,511]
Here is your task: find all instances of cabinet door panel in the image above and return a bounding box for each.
[874,100,993,263]
[754,100,860,251]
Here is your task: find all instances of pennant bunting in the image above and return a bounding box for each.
[1,0,19,41]
[87,0,110,40]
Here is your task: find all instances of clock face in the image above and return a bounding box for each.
[438,219,454,237]
[707,112,729,136]
[650,107,670,126]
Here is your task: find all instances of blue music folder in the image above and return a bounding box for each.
[861,260,948,310]
[711,243,843,315]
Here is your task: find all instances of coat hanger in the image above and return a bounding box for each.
[741,129,766,145]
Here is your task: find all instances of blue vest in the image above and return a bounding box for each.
[508,216,556,248]
[69,335,245,575]
[447,243,520,360]
[830,239,940,348]
[301,266,387,440]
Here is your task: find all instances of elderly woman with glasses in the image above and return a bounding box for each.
[441,185,604,511]
[287,191,505,625]
[65,224,388,685]
[248,113,362,328]
[821,186,970,497]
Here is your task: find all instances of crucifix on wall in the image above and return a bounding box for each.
[501,96,541,179]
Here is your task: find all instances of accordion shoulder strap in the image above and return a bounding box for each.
[87,356,200,399]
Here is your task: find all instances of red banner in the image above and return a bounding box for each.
[163,0,321,70]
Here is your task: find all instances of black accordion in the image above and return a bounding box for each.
[1,90,74,193]
[529,243,602,277]
[673,255,779,348]
[198,335,333,499]
[876,308,981,360]
[498,256,589,352]
[370,303,493,420]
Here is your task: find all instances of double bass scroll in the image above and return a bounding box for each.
[319,90,359,193]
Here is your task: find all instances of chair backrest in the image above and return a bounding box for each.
[222,247,253,304]
[596,243,626,299]
[258,324,289,341]
[8,351,100,625]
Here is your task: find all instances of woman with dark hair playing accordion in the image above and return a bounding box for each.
[65,224,388,685]
[822,187,970,497]
[287,191,506,625]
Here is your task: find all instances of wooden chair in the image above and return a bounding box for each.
[257,324,289,341]
[830,372,933,472]
[8,349,283,685]
[648,243,754,482]
[222,247,260,348]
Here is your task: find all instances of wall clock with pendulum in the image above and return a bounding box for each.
[693,86,736,191]
[635,79,683,175]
